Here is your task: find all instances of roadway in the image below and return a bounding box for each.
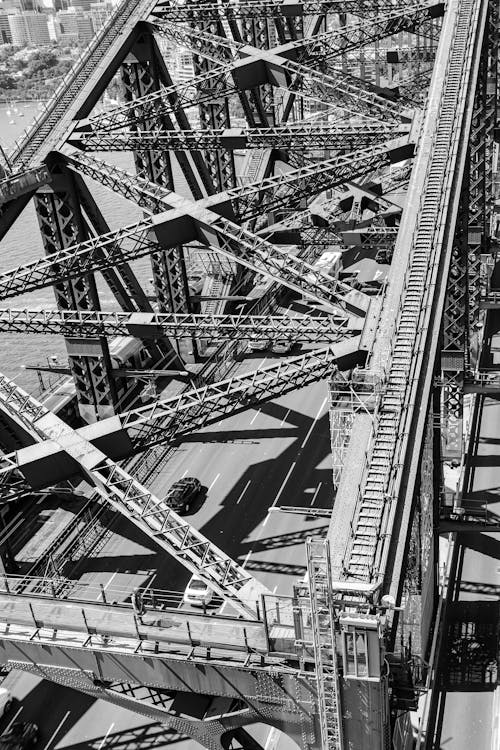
[434,393,500,746]
[1,352,332,750]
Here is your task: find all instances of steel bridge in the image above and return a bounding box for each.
[0,0,497,747]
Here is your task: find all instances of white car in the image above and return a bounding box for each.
[0,687,13,717]
[183,576,214,607]
[248,335,271,352]
[272,339,293,355]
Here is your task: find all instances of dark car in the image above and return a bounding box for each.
[164,477,202,514]
[0,722,39,750]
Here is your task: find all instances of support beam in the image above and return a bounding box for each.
[0,372,267,617]
[0,309,358,341]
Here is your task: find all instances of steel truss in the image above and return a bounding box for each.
[0,0,491,746]
[0,309,357,342]
[0,372,265,617]
[0,340,363,495]
[152,0,416,23]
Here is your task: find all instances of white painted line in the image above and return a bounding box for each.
[97,722,115,750]
[41,710,71,750]
[272,585,278,594]
[279,409,291,427]
[96,571,118,600]
[265,727,280,750]
[208,473,220,492]
[4,706,23,732]
[300,396,327,449]
[258,358,267,370]
[271,461,297,509]
[250,409,261,425]
[491,687,500,750]
[181,468,188,478]
[311,482,322,506]
[242,550,252,569]
[236,480,251,505]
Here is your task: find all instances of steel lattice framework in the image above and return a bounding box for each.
[0,0,496,747]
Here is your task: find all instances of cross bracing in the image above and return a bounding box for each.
[152,0,421,22]
[0,309,358,342]
[0,372,268,618]
[153,2,443,66]
[72,123,411,153]
[0,338,364,490]
[0,0,495,746]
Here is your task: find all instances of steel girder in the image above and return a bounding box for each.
[187,6,237,193]
[92,341,362,450]
[0,219,157,303]
[0,309,356,342]
[83,46,410,135]
[0,165,50,205]
[74,122,410,153]
[339,0,489,584]
[153,3,444,69]
[0,339,364,496]
[65,140,412,225]
[34,163,117,422]
[0,372,267,617]
[120,34,192,322]
[440,0,497,459]
[467,0,498,330]
[0,208,369,315]
[152,0,414,22]
[71,172,154,314]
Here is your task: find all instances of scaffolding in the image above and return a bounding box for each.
[329,368,381,487]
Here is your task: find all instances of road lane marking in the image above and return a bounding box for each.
[258,358,267,370]
[300,396,328,449]
[208,473,220,491]
[4,706,23,732]
[181,468,188,478]
[268,461,297,516]
[42,710,71,750]
[96,571,118,600]
[491,686,500,750]
[250,408,261,425]
[265,727,280,750]
[279,409,291,427]
[98,722,115,750]
[311,482,322,506]
[242,550,252,569]
[236,480,251,505]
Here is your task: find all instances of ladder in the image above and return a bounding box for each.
[307,538,344,750]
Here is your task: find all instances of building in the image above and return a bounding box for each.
[54,8,93,42]
[89,0,113,32]
[0,10,13,42]
[70,0,92,8]
[8,11,50,45]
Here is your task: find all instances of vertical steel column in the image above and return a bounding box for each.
[188,9,237,192]
[240,15,275,126]
[120,34,191,322]
[34,164,117,422]
[441,183,469,460]
[467,0,498,336]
